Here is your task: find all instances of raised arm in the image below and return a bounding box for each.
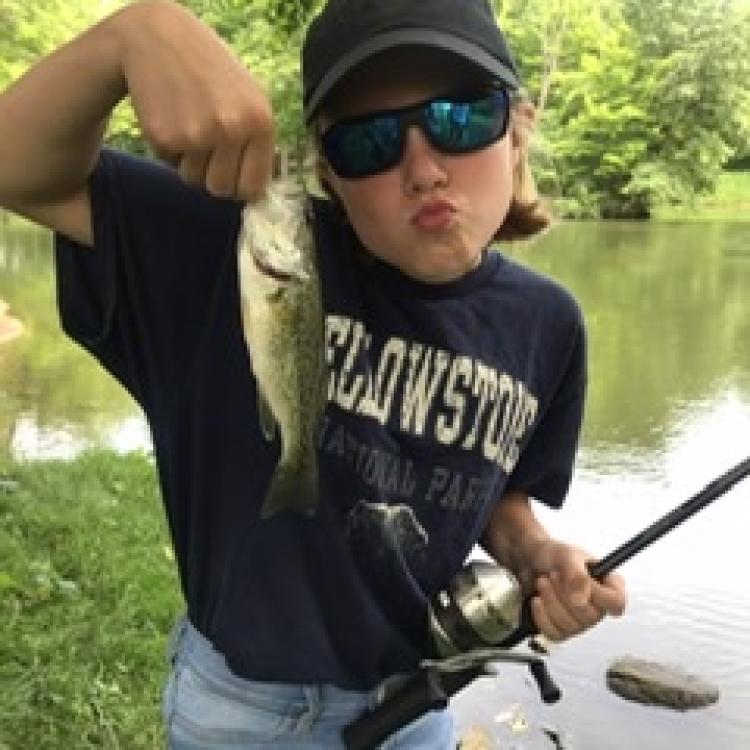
[0,0,274,245]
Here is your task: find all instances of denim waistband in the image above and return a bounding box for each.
[167,615,411,715]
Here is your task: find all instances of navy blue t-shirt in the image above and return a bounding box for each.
[55,149,586,690]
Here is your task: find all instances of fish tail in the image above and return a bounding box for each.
[259,458,319,520]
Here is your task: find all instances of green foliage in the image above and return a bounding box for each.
[653,170,750,220]
[1,0,749,217]
[498,0,750,217]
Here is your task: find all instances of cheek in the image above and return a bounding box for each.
[336,176,401,235]
[460,146,514,222]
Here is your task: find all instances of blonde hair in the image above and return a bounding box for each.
[495,96,551,242]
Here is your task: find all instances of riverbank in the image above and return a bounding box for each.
[0,451,180,748]
[653,170,750,221]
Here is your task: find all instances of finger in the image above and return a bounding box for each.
[530,593,566,643]
[543,574,604,637]
[205,141,244,198]
[236,133,274,203]
[153,146,182,169]
[591,573,628,617]
[560,568,593,608]
[178,150,212,187]
[537,576,585,639]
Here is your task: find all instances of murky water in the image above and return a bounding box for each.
[2,219,750,749]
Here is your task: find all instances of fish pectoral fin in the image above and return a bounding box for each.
[256,391,278,442]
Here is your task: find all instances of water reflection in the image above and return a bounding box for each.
[515,221,750,454]
[2,220,750,749]
[455,387,750,750]
[0,224,144,460]
[8,412,152,461]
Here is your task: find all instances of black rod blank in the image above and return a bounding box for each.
[589,456,750,579]
[502,456,750,647]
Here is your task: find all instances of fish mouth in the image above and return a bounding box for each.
[253,257,298,282]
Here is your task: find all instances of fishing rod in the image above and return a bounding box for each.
[343,456,750,750]
[503,455,750,648]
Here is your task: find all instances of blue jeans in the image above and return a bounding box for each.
[162,617,455,750]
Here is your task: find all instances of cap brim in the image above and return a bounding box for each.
[304,28,520,122]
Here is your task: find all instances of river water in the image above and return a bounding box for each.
[1,219,749,749]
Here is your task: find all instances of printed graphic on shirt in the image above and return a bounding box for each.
[346,500,429,566]
[324,313,538,473]
[258,310,539,569]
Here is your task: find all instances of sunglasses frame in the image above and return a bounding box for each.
[321,88,514,179]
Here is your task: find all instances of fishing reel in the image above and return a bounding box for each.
[428,560,522,657]
[426,560,561,704]
[344,563,559,749]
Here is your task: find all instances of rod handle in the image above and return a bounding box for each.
[343,669,467,750]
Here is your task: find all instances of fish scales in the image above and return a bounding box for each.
[237,183,326,519]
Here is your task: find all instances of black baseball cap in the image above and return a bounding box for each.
[302,0,521,123]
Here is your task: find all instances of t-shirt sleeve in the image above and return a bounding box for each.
[54,148,242,412]
[506,307,587,509]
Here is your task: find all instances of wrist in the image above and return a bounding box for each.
[482,492,552,593]
[78,8,133,108]
[105,1,181,87]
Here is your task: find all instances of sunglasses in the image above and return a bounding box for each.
[321,89,513,179]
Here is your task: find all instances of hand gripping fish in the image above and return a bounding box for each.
[237,184,326,519]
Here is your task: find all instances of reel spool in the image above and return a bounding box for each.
[428,560,522,658]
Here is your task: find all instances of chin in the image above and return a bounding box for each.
[411,259,476,284]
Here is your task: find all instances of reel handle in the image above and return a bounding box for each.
[529,659,562,703]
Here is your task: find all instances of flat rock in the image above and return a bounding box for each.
[606,656,720,710]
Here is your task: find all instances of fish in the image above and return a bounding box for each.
[237,182,326,519]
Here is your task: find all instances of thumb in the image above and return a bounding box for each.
[558,556,593,607]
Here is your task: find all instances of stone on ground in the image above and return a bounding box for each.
[606,656,720,710]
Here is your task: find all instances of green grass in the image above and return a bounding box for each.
[0,451,182,750]
[654,170,750,221]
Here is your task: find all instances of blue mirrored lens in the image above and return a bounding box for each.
[325,116,401,178]
[426,94,507,151]
[322,91,510,178]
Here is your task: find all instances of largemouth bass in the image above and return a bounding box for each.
[237,183,325,519]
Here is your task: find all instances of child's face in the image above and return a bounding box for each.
[318,49,520,284]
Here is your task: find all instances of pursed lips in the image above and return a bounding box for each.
[411,199,457,230]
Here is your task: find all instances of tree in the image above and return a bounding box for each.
[2,0,748,214]
[620,0,750,213]
[497,0,750,218]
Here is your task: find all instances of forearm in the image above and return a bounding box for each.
[0,0,273,218]
[0,5,142,209]
[480,490,552,594]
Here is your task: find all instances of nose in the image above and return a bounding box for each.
[401,126,449,195]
